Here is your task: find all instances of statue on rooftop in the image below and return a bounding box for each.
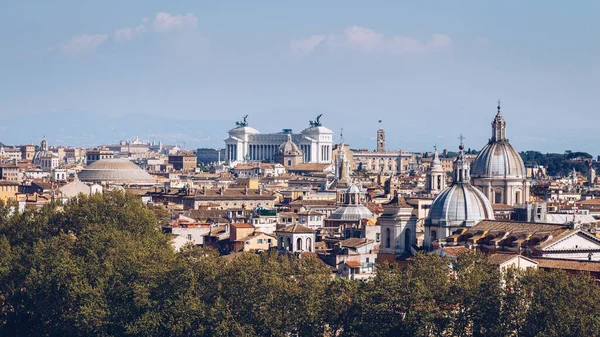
[309,114,323,127]
[236,115,249,127]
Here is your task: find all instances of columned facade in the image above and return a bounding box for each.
[224,121,333,165]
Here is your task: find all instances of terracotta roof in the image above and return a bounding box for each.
[287,163,331,172]
[289,199,336,206]
[534,258,600,273]
[487,253,519,265]
[184,188,277,200]
[339,238,373,248]
[385,195,412,208]
[578,199,600,205]
[276,223,315,234]
[492,204,514,211]
[441,246,470,257]
[345,260,362,268]
[231,223,254,229]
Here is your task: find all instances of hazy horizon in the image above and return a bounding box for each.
[2,1,599,155]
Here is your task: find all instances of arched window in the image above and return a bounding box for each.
[431,230,437,242]
[515,191,522,204]
[404,228,412,253]
[306,237,312,252]
[287,237,292,251]
[297,237,303,251]
[385,228,391,249]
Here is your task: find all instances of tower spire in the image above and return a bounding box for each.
[491,101,507,142]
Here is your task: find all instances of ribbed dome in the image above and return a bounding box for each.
[471,141,526,178]
[277,134,302,156]
[328,205,375,221]
[427,183,494,227]
[78,159,155,184]
[472,105,526,179]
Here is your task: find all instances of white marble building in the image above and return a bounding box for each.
[224,115,334,165]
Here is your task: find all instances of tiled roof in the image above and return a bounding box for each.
[339,238,374,248]
[441,246,470,257]
[487,253,520,265]
[287,163,331,172]
[277,224,315,234]
[345,260,362,268]
[492,204,514,211]
[231,223,254,229]
[534,258,600,273]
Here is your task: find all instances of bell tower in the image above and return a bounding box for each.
[377,120,385,153]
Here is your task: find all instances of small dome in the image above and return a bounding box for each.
[78,159,155,184]
[345,183,361,194]
[328,205,375,221]
[471,141,526,179]
[427,183,494,227]
[277,134,302,156]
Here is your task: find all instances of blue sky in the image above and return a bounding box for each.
[1,1,599,155]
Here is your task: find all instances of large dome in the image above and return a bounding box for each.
[427,183,494,227]
[78,159,155,184]
[471,141,526,178]
[471,105,526,179]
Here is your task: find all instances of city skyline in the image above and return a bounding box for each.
[1,1,599,154]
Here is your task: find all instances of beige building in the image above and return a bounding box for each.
[0,181,19,202]
[350,127,413,174]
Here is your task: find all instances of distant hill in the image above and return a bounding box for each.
[0,111,232,149]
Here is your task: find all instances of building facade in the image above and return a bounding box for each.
[351,127,413,174]
[224,116,333,165]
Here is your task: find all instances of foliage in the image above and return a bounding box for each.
[1,193,600,336]
[520,151,597,177]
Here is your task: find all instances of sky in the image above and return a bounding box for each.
[1,1,599,155]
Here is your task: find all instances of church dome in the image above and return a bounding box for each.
[427,144,494,227]
[471,103,526,179]
[78,159,155,184]
[471,142,526,178]
[427,183,494,227]
[277,134,302,156]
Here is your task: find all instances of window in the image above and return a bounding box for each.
[376,233,380,242]
[258,239,263,244]
[267,239,272,244]
[385,228,391,249]
[246,241,250,245]
[186,234,192,240]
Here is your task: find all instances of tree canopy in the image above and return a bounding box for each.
[1,192,600,336]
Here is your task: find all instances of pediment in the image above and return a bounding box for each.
[543,231,600,251]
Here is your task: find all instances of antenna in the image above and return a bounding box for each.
[340,128,344,143]
[458,134,465,146]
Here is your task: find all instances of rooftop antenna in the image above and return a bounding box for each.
[458,134,465,147]
[340,128,344,143]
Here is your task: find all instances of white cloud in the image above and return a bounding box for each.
[295,26,451,55]
[60,34,108,54]
[114,24,147,41]
[290,35,325,55]
[152,12,198,33]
